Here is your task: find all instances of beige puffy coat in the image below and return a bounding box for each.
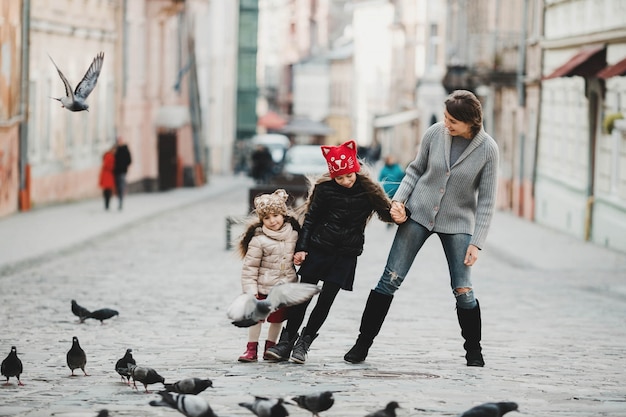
[241,222,299,295]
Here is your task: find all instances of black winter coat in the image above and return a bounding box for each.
[296,177,393,257]
[114,145,132,175]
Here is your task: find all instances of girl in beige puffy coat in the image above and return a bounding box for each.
[236,189,301,362]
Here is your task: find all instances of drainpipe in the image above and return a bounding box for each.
[18,0,31,211]
[516,0,528,215]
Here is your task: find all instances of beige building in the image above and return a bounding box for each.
[537,0,626,251]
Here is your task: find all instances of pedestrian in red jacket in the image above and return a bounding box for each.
[99,146,116,210]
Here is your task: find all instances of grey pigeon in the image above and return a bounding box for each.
[239,396,289,417]
[66,336,88,376]
[292,391,334,417]
[164,377,213,395]
[365,401,401,417]
[129,364,165,393]
[115,348,136,384]
[86,308,119,324]
[150,391,218,417]
[227,283,320,327]
[49,52,104,112]
[459,402,519,417]
[71,299,91,322]
[1,346,24,386]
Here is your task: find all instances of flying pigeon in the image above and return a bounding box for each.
[86,308,119,324]
[1,346,24,386]
[48,51,104,112]
[115,348,136,384]
[365,401,401,417]
[239,396,290,417]
[71,299,91,323]
[66,336,88,376]
[227,282,321,327]
[150,391,218,417]
[164,377,213,395]
[129,364,165,393]
[459,402,519,417]
[292,391,334,417]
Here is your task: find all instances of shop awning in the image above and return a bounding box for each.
[257,111,287,130]
[279,117,334,136]
[373,109,419,128]
[543,44,606,80]
[597,56,626,79]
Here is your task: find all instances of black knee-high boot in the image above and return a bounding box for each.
[456,300,484,367]
[344,290,394,363]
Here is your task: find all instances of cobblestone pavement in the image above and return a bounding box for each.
[1,180,626,417]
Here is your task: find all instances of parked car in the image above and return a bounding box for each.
[249,134,291,170]
[282,145,328,176]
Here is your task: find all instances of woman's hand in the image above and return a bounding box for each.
[294,251,307,265]
[464,244,479,266]
[390,201,408,224]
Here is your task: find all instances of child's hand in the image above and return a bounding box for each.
[390,201,408,223]
[294,251,307,265]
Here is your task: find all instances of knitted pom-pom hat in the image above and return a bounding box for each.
[321,140,361,178]
[254,188,289,219]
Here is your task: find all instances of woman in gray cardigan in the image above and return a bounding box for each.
[344,90,499,367]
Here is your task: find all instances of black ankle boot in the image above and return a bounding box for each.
[290,328,317,364]
[457,300,484,367]
[264,328,297,361]
[344,290,394,364]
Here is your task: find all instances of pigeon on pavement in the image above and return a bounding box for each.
[66,336,88,376]
[459,402,519,417]
[365,401,401,417]
[115,348,136,384]
[129,364,165,393]
[150,391,218,417]
[49,52,104,112]
[292,391,334,417]
[1,346,24,386]
[86,308,119,324]
[71,299,91,323]
[164,377,213,395]
[227,282,320,327]
[239,396,290,417]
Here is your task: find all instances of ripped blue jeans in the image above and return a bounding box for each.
[374,219,475,308]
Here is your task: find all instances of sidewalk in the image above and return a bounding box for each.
[2,174,625,276]
[0,175,254,275]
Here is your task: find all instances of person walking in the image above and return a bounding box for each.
[343,90,499,367]
[99,145,116,211]
[113,136,132,210]
[264,140,400,364]
[236,189,300,362]
[379,155,405,198]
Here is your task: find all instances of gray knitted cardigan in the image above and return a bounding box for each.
[393,122,499,249]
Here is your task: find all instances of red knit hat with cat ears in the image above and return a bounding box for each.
[321,140,361,178]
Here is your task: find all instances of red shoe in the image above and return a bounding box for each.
[263,341,277,360]
[238,342,258,362]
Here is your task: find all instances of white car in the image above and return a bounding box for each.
[282,145,328,176]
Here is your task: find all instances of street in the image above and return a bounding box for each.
[1,176,626,417]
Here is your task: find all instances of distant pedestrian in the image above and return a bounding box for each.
[113,136,132,210]
[378,155,405,199]
[99,145,116,211]
[250,145,274,184]
[344,90,499,367]
[264,140,401,364]
[236,189,300,362]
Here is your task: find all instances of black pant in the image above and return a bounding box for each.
[285,277,340,337]
[103,189,113,210]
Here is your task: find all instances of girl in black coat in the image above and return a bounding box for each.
[264,140,401,364]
